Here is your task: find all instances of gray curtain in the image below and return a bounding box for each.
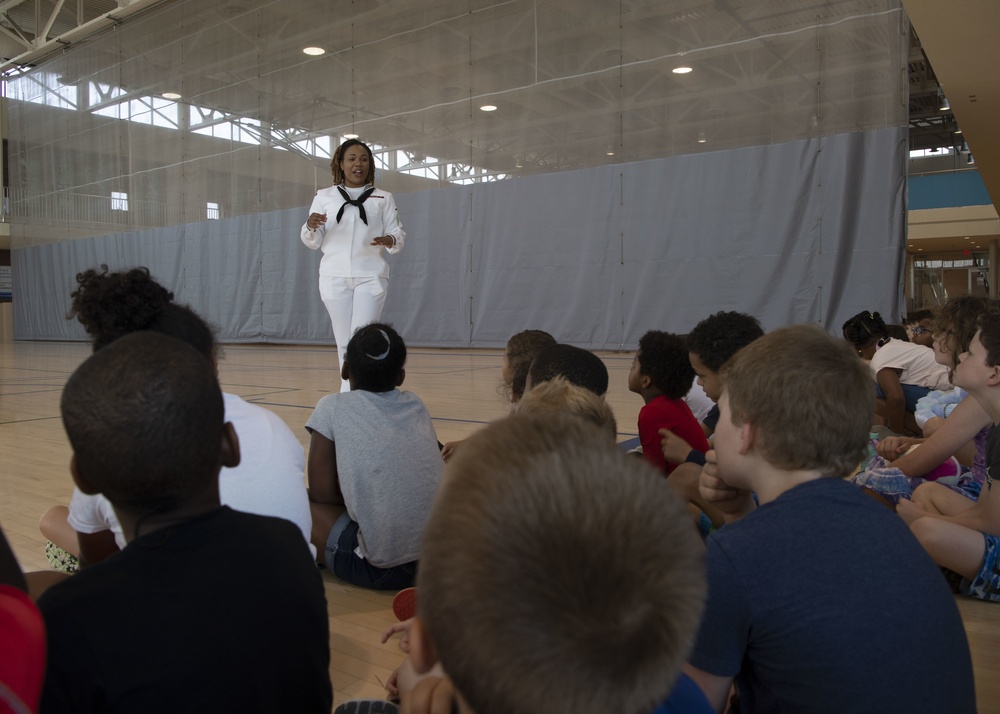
[13,127,906,347]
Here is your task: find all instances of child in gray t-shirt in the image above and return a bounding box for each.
[306,323,443,590]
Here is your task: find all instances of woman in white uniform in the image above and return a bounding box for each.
[301,139,405,391]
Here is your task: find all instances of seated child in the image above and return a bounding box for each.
[659,312,764,527]
[514,375,617,440]
[629,330,710,475]
[442,328,555,461]
[306,322,442,590]
[402,412,712,714]
[906,308,936,347]
[899,310,1000,603]
[842,310,951,435]
[39,266,314,570]
[685,325,975,713]
[663,310,765,462]
[853,296,995,504]
[38,332,332,712]
[525,343,609,395]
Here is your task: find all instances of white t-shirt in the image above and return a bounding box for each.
[683,377,715,422]
[868,339,952,392]
[68,392,315,558]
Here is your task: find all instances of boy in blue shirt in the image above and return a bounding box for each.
[685,325,974,713]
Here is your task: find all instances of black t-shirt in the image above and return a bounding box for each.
[39,507,332,713]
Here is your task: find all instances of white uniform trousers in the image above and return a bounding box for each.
[319,275,389,392]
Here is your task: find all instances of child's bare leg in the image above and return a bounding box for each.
[911,482,977,516]
[39,505,79,555]
[908,517,986,580]
[397,657,445,699]
[308,501,345,564]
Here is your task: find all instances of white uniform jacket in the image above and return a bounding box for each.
[300,184,405,279]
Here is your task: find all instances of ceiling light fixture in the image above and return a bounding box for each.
[162,92,182,100]
[697,132,707,144]
[939,93,950,111]
[344,133,359,140]
[480,104,497,112]
[967,154,975,165]
[672,66,693,74]
[955,127,963,135]
[303,47,325,56]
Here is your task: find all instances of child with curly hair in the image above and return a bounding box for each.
[628,331,709,475]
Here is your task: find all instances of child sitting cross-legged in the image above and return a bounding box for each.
[38,332,332,712]
[306,322,442,590]
[398,412,712,714]
[685,325,975,713]
[629,330,710,475]
[900,310,1000,603]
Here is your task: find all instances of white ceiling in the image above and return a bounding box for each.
[0,0,907,178]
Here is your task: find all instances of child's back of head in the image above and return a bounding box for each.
[345,322,406,392]
[687,311,764,370]
[841,310,887,350]
[724,324,872,477]
[514,375,617,439]
[504,329,557,401]
[61,331,223,517]
[636,330,695,399]
[527,344,609,396]
[418,412,705,714]
[69,264,216,359]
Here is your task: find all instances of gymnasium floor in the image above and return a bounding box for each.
[2,340,998,710]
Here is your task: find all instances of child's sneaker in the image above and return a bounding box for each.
[45,541,79,573]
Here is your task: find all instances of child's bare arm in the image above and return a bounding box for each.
[889,398,991,476]
[660,429,694,464]
[77,529,120,568]
[875,368,907,435]
[306,431,343,506]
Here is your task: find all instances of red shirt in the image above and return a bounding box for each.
[638,395,711,475]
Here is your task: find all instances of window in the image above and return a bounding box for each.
[111,191,128,211]
[207,201,220,220]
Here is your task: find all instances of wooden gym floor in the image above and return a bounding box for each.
[1,340,999,710]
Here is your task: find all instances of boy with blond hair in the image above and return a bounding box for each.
[685,325,974,713]
[401,413,711,714]
[514,375,617,440]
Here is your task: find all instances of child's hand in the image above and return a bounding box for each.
[876,436,918,461]
[699,450,754,522]
[896,497,928,525]
[381,618,414,652]
[441,440,463,463]
[400,676,456,714]
[659,429,693,464]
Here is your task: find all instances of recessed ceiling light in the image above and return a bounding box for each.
[965,236,971,240]
[672,66,693,74]
[162,92,182,100]
[344,133,359,140]
[606,150,615,156]
[480,104,497,112]
[303,46,325,56]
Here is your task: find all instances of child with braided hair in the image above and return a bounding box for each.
[842,310,951,434]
